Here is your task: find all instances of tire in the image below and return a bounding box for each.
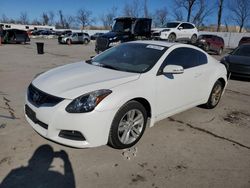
[168,33,176,42]
[191,34,197,44]
[67,39,72,45]
[204,43,210,51]
[217,48,223,55]
[108,101,147,149]
[83,39,89,45]
[203,80,223,109]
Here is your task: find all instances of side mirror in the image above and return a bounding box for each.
[90,56,94,59]
[178,26,183,30]
[163,65,184,74]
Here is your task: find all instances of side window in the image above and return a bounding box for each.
[179,23,185,29]
[160,47,207,71]
[187,24,194,29]
[78,33,83,37]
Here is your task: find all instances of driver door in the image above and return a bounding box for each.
[155,47,207,120]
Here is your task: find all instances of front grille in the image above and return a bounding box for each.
[59,130,86,141]
[152,32,160,37]
[96,37,109,51]
[25,105,48,129]
[27,84,64,107]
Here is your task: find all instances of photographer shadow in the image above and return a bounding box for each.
[1,144,75,188]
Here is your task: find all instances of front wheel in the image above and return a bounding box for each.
[203,80,223,109]
[108,101,147,149]
[168,33,176,42]
[67,39,72,45]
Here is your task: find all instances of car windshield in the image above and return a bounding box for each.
[90,43,167,73]
[112,20,132,32]
[165,22,180,28]
[232,45,250,57]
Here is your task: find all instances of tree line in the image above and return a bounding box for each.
[0,0,250,32]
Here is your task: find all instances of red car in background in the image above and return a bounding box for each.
[238,37,250,46]
[197,34,224,55]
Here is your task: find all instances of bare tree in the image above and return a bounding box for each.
[175,0,198,22]
[100,7,117,29]
[192,0,214,27]
[228,0,250,32]
[143,0,149,18]
[65,16,75,29]
[41,12,49,25]
[154,7,168,27]
[57,10,66,28]
[1,14,9,23]
[217,0,224,32]
[76,8,93,29]
[172,9,184,21]
[31,18,42,25]
[123,0,141,17]
[48,11,55,25]
[19,12,29,24]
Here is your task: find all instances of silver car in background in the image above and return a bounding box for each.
[58,32,90,45]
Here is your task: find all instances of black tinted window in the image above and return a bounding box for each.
[181,23,194,29]
[78,33,83,36]
[162,47,207,69]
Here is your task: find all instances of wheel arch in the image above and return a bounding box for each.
[128,97,152,119]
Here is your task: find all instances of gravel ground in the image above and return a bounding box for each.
[0,39,250,188]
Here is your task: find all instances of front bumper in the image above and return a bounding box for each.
[25,97,117,148]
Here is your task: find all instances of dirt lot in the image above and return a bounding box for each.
[0,39,250,188]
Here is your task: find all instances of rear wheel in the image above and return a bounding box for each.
[203,80,223,109]
[168,33,176,42]
[191,34,197,44]
[83,38,89,45]
[108,101,147,149]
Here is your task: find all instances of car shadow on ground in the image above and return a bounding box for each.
[0,145,75,188]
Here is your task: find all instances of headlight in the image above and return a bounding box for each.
[109,37,117,41]
[66,89,112,113]
[199,39,206,43]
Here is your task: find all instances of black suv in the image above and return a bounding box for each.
[95,17,152,53]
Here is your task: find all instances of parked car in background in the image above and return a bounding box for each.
[238,37,250,46]
[152,21,198,43]
[56,30,72,36]
[197,34,224,55]
[95,17,152,53]
[40,30,56,35]
[221,44,250,78]
[58,32,90,45]
[90,32,104,40]
[31,30,45,36]
[25,41,227,149]
[2,29,30,44]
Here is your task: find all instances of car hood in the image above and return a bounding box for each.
[227,55,250,65]
[152,28,172,32]
[32,62,140,99]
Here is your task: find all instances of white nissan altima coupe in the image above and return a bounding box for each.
[25,41,227,149]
